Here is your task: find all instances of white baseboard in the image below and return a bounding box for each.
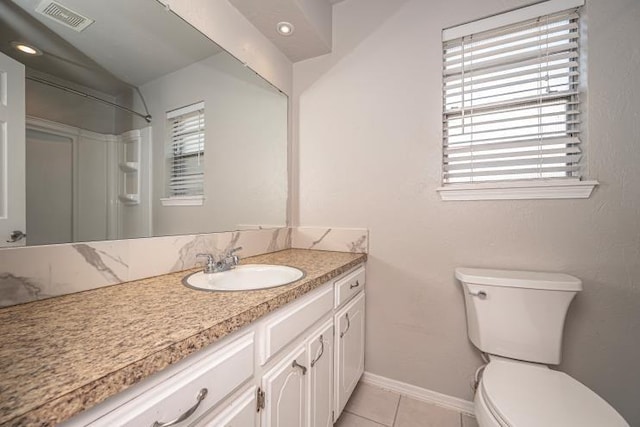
[361,371,475,415]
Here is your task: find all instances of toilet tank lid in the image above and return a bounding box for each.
[455,267,582,291]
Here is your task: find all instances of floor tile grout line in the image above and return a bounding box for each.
[345,381,472,427]
[391,394,402,427]
[343,408,390,426]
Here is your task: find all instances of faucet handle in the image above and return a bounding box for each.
[196,253,214,263]
[227,246,243,256]
[225,246,243,268]
[196,253,216,273]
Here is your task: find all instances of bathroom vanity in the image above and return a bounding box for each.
[0,249,366,426]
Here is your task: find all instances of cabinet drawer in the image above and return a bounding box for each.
[89,333,255,427]
[335,266,365,308]
[260,284,333,364]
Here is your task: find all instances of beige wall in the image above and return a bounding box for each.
[294,0,640,424]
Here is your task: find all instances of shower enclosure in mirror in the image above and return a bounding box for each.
[0,0,288,247]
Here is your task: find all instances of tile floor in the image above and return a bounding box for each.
[335,382,479,427]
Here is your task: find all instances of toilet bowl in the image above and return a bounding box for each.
[455,268,629,427]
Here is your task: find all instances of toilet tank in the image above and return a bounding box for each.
[456,268,582,365]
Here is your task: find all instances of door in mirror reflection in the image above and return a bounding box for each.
[0,51,26,248]
[26,128,73,245]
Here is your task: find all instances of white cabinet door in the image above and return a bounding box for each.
[307,320,334,427]
[334,292,365,417]
[0,52,26,247]
[195,386,258,427]
[262,345,308,427]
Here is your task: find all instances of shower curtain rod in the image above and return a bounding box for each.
[26,75,152,123]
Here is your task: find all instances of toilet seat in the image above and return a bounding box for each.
[479,359,628,427]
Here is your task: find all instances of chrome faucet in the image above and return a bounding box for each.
[196,246,243,273]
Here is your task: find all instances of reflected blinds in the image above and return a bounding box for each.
[442,8,582,184]
[167,102,205,197]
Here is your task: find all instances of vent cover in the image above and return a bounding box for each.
[35,0,94,32]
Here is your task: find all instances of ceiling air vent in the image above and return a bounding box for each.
[35,0,94,32]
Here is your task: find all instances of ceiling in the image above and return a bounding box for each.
[1,0,221,95]
[230,0,347,62]
[0,0,350,95]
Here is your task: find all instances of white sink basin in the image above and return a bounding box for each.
[183,264,305,292]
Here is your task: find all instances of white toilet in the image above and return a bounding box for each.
[456,267,629,427]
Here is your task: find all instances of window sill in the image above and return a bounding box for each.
[160,196,205,206]
[436,180,598,201]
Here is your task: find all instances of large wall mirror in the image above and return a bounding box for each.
[0,0,288,247]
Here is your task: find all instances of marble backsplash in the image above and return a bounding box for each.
[293,227,369,253]
[0,227,368,307]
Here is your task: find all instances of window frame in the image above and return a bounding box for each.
[437,0,597,201]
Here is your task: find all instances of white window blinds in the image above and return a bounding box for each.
[167,102,205,197]
[442,5,583,184]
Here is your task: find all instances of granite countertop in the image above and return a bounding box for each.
[0,249,366,426]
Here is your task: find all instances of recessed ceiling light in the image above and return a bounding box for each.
[276,21,294,36]
[11,41,42,56]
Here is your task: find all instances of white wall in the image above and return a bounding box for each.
[140,52,288,236]
[294,0,640,424]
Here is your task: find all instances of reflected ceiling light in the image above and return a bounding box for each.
[276,21,294,36]
[11,41,42,56]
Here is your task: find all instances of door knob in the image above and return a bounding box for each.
[7,230,26,243]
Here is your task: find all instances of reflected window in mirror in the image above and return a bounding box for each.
[164,102,205,206]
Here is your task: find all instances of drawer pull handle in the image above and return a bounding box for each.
[292,360,307,375]
[152,388,208,427]
[340,313,351,338]
[310,335,325,367]
[350,280,360,289]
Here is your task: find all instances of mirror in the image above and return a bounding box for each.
[0,0,288,247]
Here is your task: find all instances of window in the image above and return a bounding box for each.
[163,102,205,205]
[438,0,597,200]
